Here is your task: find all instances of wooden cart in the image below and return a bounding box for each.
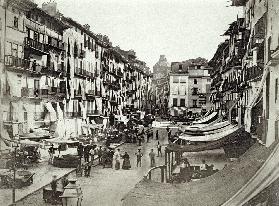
[43,187,63,204]
[0,169,34,188]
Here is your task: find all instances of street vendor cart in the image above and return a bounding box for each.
[53,155,80,168]
[0,169,34,188]
[43,187,63,204]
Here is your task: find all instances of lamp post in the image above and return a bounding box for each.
[12,142,19,205]
[60,178,83,206]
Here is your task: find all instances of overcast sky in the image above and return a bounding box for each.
[36,0,242,69]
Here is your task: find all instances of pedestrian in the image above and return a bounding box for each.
[48,144,55,164]
[122,152,131,170]
[98,146,103,164]
[166,126,170,133]
[114,149,121,170]
[149,126,153,139]
[157,141,162,157]
[156,130,159,140]
[84,164,91,177]
[89,146,95,163]
[135,149,143,167]
[180,158,191,182]
[58,144,62,155]
[51,175,58,192]
[77,143,84,158]
[61,175,69,188]
[147,129,151,143]
[84,145,90,162]
[149,149,156,167]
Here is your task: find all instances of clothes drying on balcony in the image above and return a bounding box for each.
[56,102,64,120]
[44,102,57,122]
[79,102,86,120]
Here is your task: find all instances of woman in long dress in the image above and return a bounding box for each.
[122,152,131,170]
[114,149,121,170]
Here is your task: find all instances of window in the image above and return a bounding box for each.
[24,112,28,121]
[192,87,198,95]
[14,16,18,28]
[34,79,40,89]
[180,98,185,107]
[173,76,179,83]
[178,64,182,71]
[180,77,186,83]
[193,100,197,107]
[194,79,197,84]
[173,98,178,107]
[276,78,278,103]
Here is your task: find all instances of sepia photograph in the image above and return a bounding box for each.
[0,0,279,205]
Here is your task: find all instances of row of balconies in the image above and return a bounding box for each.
[24,37,64,53]
[20,87,66,98]
[74,49,86,59]
[5,55,67,78]
[74,68,98,79]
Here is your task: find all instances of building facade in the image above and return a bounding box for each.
[152,55,170,116]
[0,0,152,149]
[169,59,211,117]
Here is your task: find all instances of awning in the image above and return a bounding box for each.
[192,111,218,124]
[0,128,12,148]
[178,124,238,142]
[183,121,230,133]
[46,137,79,144]
[19,139,42,146]
[45,102,57,122]
[245,66,270,134]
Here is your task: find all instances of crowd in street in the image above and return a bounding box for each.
[68,123,166,178]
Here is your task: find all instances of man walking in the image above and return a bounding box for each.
[114,149,121,170]
[48,144,55,164]
[98,146,103,164]
[149,149,156,167]
[135,149,143,167]
[157,141,162,157]
[156,130,159,140]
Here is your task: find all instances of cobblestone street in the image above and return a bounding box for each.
[13,129,228,206]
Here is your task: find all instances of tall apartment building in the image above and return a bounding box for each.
[168,59,211,117]
[0,0,152,149]
[210,0,278,147]
[1,0,67,140]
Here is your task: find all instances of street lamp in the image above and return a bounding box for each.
[12,142,19,205]
[60,178,83,206]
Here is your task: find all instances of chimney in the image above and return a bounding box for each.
[83,24,90,31]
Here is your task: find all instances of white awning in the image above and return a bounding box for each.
[179,124,238,142]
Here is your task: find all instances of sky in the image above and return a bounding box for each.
[36,0,243,69]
